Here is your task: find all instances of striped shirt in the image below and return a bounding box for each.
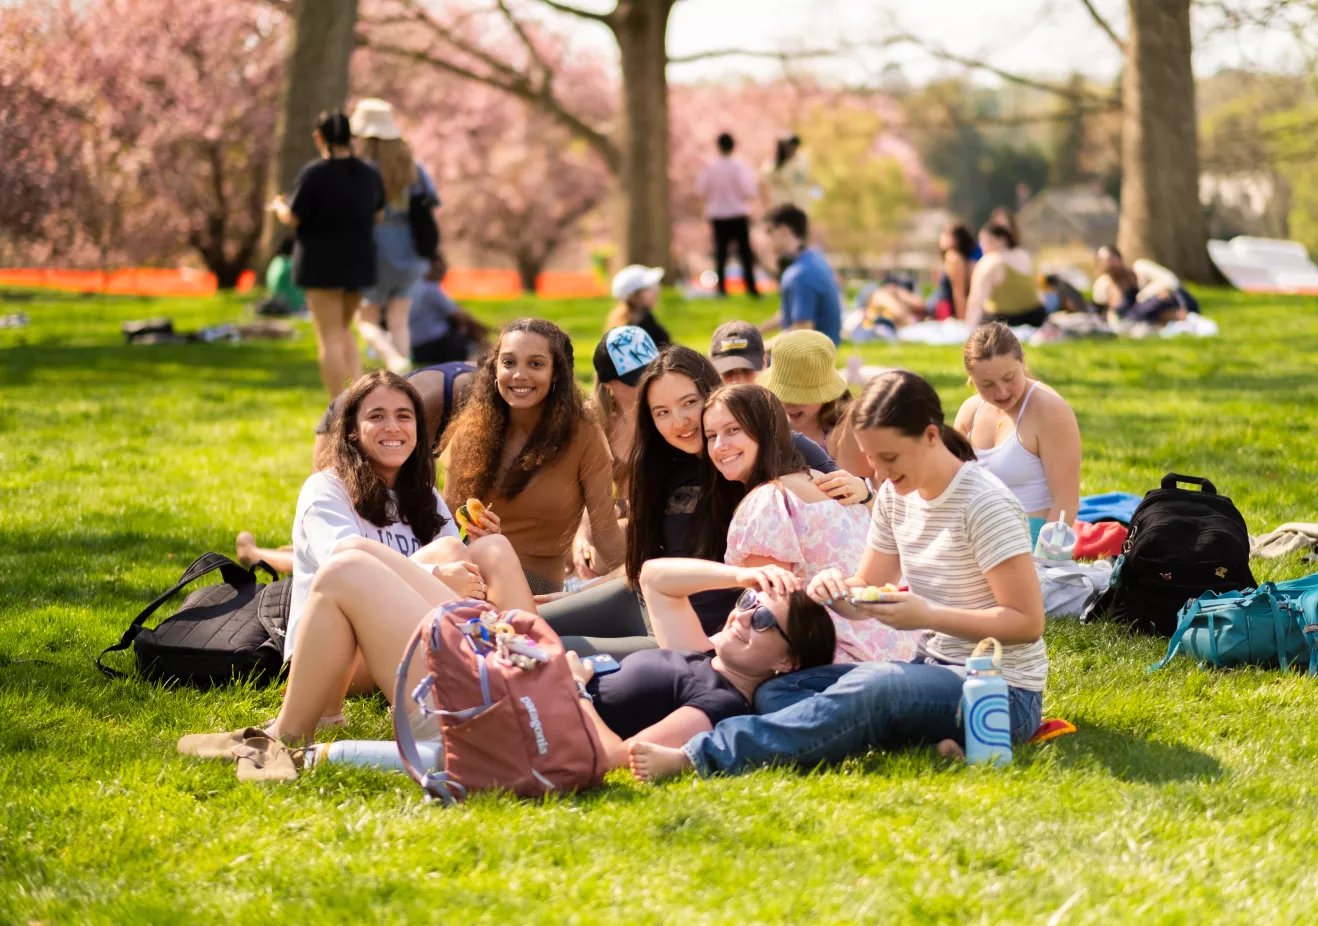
[867,462,1048,691]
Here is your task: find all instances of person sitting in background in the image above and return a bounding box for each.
[694,132,761,299]
[759,205,843,346]
[408,252,486,366]
[708,320,766,385]
[606,265,671,348]
[1091,245,1197,326]
[235,361,476,574]
[760,330,869,480]
[440,318,624,594]
[866,223,978,328]
[966,223,1047,328]
[262,237,305,315]
[953,323,1081,545]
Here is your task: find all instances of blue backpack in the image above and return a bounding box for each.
[1151,573,1318,675]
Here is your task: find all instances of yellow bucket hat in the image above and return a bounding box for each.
[760,330,849,405]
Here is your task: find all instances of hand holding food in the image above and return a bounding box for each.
[851,583,899,603]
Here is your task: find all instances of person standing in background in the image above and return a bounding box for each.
[269,111,384,398]
[762,134,813,213]
[351,98,440,374]
[695,133,760,299]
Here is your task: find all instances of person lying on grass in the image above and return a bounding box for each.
[628,369,1046,782]
[568,558,836,771]
[176,547,830,780]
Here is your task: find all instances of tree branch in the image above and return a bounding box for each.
[496,0,552,82]
[893,33,1118,104]
[1077,0,1126,51]
[536,0,613,25]
[669,46,839,65]
[364,40,621,170]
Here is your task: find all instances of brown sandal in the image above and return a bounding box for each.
[233,730,301,782]
[177,726,267,761]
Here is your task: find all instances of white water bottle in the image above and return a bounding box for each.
[1034,510,1076,562]
[962,638,1012,767]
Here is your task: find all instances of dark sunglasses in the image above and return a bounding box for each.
[735,588,795,652]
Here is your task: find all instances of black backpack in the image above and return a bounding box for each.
[97,553,291,688]
[408,189,440,261]
[1084,474,1255,636]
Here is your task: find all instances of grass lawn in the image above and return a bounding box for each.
[2,286,1317,924]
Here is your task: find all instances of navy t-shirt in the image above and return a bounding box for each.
[588,649,749,739]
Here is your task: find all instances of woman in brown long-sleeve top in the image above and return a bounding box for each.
[440,318,624,594]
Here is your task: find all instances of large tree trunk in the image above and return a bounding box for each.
[611,1,675,272]
[257,0,359,267]
[1118,0,1213,281]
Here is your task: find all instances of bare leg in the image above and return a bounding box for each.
[341,291,363,385]
[467,534,537,614]
[629,742,693,782]
[267,548,457,745]
[235,532,295,574]
[306,288,353,397]
[385,295,413,372]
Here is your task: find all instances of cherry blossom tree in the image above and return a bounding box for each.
[0,0,282,285]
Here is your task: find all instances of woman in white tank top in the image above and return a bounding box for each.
[953,323,1081,540]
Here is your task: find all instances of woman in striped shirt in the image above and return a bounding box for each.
[629,369,1046,781]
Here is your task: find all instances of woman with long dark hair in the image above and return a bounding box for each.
[269,110,384,397]
[630,370,1046,782]
[867,222,977,326]
[286,370,533,715]
[440,318,624,594]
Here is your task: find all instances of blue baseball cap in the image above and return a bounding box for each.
[594,326,659,386]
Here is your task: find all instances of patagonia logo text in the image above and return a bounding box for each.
[520,696,549,755]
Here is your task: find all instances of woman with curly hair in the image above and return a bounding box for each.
[440,318,625,594]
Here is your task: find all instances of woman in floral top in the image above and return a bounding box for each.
[698,383,917,664]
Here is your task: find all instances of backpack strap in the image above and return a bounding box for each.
[1293,589,1318,676]
[1160,473,1218,495]
[393,618,462,806]
[1150,596,1204,672]
[96,553,267,679]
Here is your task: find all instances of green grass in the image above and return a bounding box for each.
[2,286,1318,924]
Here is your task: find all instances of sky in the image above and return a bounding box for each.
[543,0,1304,87]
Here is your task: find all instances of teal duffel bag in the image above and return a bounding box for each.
[1151,573,1318,674]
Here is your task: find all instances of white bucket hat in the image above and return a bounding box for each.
[611,264,665,301]
[349,98,403,140]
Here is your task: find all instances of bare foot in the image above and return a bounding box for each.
[628,741,692,783]
[937,738,965,761]
[235,531,258,568]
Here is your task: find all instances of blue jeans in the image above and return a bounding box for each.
[682,661,1044,777]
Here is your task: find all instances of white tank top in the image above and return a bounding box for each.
[971,382,1054,513]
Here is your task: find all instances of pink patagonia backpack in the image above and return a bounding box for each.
[393,598,609,804]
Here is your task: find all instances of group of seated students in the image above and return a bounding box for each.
[192,299,1083,783]
[857,207,1196,336]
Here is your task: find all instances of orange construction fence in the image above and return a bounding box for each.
[0,267,608,300]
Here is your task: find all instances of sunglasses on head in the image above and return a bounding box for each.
[735,588,795,651]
